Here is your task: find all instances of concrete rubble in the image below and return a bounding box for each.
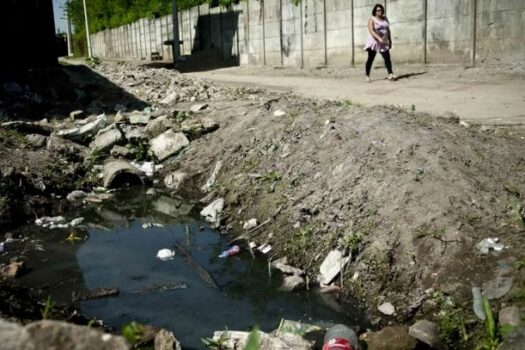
[149,130,189,161]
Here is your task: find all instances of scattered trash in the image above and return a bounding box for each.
[257,243,272,254]
[249,241,257,249]
[318,250,350,285]
[65,232,83,243]
[273,110,286,117]
[218,245,241,258]
[156,249,175,261]
[323,324,359,350]
[201,160,223,193]
[70,217,84,227]
[35,216,66,227]
[476,238,505,254]
[276,319,321,337]
[243,218,258,230]
[200,198,225,223]
[0,242,5,253]
[472,287,485,320]
[142,223,164,229]
[482,276,514,300]
[378,302,396,316]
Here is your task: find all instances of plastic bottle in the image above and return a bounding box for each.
[218,245,241,258]
[323,324,359,350]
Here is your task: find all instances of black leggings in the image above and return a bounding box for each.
[365,49,393,76]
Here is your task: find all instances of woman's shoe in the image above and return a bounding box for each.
[388,74,397,81]
[366,76,371,83]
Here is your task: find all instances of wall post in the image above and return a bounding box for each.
[351,0,355,66]
[471,0,477,66]
[423,0,427,64]
[323,0,328,66]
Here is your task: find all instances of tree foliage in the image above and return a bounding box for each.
[66,0,244,35]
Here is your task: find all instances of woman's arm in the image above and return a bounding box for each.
[368,18,384,43]
[388,29,392,48]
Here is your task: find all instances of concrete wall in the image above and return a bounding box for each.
[91,0,525,67]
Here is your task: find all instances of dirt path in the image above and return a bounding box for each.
[187,65,525,125]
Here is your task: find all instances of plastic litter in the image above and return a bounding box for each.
[0,242,5,253]
[472,287,485,320]
[257,243,272,254]
[142,223,164,229]
[218,245,240,258]
[156,249,175,261]
[476,238,504,254]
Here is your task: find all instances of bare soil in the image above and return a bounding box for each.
[1,61,524,347]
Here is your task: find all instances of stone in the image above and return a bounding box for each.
[154,329,182,350]
[129,111,151,124]
[408,320,445,350]
[364,326,417,350]
[160,91,178,105]
[200,198,225,223]
[47,134,88,157]
[123,126,146,141]
[482,276,514,300]
[150,130,189,161]
[0,319,24,350]
[57,113,107,143]
[213,330,312,350]
[378,302,396,316]
[153,196,193,218]
[70,110,86,120]
[102,160,145,188]
[110,145,135,158]
[500,325,525,350]
[26,134,47,148]
[274,110,286,117]
[280,275,305,292]
[271,257,305,276]
[243,218,258,230]
[18,320,128,350]
[318,250,350,285]
[180,117,219,137]
[67,190,88,201]
[90,124,124,152]
[0,261,26,278]
[164,171,188,190]
[145,115,173,138]
[114,111,125,123]
[499,306,522,327]
[190,103,208,112]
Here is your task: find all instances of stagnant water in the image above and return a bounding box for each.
[10,188,367,349]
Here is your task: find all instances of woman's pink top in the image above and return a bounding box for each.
[364,16,390,52]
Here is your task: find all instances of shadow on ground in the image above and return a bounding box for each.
[0,64,148,121]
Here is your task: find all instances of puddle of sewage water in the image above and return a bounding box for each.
[8,188,368,349]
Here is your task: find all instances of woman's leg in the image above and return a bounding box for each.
[365,49,377,77]
[379,50,394,75]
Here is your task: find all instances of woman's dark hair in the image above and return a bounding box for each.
[372,3,385,16]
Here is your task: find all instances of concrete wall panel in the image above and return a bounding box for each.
[90,0,525,67]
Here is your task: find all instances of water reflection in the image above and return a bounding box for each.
[10,188,367,349]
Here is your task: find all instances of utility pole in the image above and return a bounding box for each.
[172,0,180,64]
[82,0,93,58]
[66,0,73,56]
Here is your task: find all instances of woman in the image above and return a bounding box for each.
[364,3,396,82]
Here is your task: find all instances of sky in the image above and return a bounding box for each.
[52,0,68,33]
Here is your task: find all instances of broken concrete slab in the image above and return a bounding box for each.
[102,160,145,188]
[160,91,178,105]
[279,275,305,292]
[408,320,445,350]
[200,198,224,224]
[129,111,151,125]
[378,302,396,316]
[90,124,124,153]
[318,250,350,285]
[110,145,135,158]
[190,103,208,113]
[212,330,312,350]
[18,320,129,350]
[70,110,86,120]
[57,113,107,143]
[180,117,219,137]
[145,115,173,138]
[26,134,48,148]
[154,329,181,350]
[150,130,189,161]
[164,171,188,190]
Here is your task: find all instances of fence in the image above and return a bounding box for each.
[90,0,525,67]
